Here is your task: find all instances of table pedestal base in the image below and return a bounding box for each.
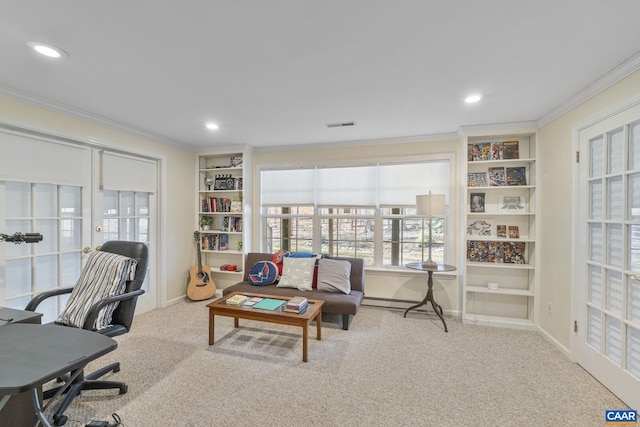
[403,269,449,332]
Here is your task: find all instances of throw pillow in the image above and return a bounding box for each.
[277,257,316,291]
[317,258,351,294]
[271,249,289,276]
[288,251,316,258]
[248,261,279,286]
[56,251,137,330]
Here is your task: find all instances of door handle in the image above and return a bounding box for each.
[632,273,640,281]
[83,247,92,254]
[96,245,102,251]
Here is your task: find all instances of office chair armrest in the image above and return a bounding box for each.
[25,286,74,312]
[82,289,146,330]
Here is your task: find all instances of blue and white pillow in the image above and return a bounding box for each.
[248,261,279,286]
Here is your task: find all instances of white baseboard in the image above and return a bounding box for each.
[537,325,571,360]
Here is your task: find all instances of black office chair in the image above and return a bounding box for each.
[25,241,148,426]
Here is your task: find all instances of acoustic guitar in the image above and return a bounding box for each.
[187,231,216,300]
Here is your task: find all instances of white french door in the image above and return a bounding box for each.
[0,128,159,320]
[92,149,158,314]
[577,103,640,409]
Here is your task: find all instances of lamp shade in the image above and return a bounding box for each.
[416,193,446,216]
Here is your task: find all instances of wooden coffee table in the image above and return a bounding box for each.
[207,292,323,362]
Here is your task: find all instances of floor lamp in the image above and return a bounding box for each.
[416,192,446,268]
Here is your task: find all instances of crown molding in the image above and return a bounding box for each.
[538,49,640,127]
[457,121,538,138]
[253,131,460,153]
[0,85,199,151]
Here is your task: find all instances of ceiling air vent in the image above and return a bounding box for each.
[326,121,355,128]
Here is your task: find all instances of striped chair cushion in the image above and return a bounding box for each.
[56,251,138,330]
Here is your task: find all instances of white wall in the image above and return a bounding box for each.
[0,96,196,305]
[539,69,640,351]
[251,136,463,313]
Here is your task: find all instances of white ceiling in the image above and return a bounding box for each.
[2,1,640,151]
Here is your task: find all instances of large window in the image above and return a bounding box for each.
[260,157,452,268]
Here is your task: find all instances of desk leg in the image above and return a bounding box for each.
[32,388,52,427]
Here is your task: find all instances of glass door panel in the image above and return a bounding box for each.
[578,105,640,409]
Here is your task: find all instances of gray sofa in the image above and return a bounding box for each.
[223,252,365,330]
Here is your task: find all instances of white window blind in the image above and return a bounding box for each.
[261,168,315,206]
[378,161,449,206]
[261,159,450,207]
[0,131,90,186]
[101,151,157,193]
[316,165,376,206]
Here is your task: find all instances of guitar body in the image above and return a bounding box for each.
[187,231,216,301]
[187,264,215,300]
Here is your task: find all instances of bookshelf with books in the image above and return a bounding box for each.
[197,149,252,281]
[461,129,538,330]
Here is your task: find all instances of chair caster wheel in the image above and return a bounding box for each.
[53,414,68,425]
[119,384,128,394]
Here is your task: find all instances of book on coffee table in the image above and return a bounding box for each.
[252,298,285,311]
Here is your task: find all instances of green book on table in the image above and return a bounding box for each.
[252,298,285,311]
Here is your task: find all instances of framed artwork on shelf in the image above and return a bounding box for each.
[502,140,519,159]
[467,219,493,237]
[468,172,488,187]
[506,167,527,186]
[470,193,485,212]
[467,142,492,161]
[508,225,520,239]
[497,224,507,238]
[498,195,526,212]
[488,167,506,186]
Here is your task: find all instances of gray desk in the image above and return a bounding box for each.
[0,307,42,427]
[0,323,117,427]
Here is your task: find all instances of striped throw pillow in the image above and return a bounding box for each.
[56,251,137,330]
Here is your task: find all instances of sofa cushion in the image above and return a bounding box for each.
[277,256,315,291]
[317,258,351,294]
[248,261,279,286]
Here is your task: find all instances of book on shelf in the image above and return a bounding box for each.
[226,294,248,306]
[488,167,506,186]
[467,219,492,237]
[502,140,519,159]
[470,193,485,213]
[503,241,526,264]
[467,240,526,264]
[496,224,507,238]
[506,166,527,186]
[508,226,520,239]
[499,195,526,212]
[219,234,229,251]
[467,142,492,161]
[467,172,488,187]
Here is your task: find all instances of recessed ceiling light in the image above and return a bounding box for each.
[465,94,483,103]
[205,122,219,131]
[27,41,69,59]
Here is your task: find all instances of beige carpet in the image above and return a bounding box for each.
[46,300,627,427]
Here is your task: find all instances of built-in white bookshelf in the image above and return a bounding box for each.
[461,130,539,329]
[197,149,252,279]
